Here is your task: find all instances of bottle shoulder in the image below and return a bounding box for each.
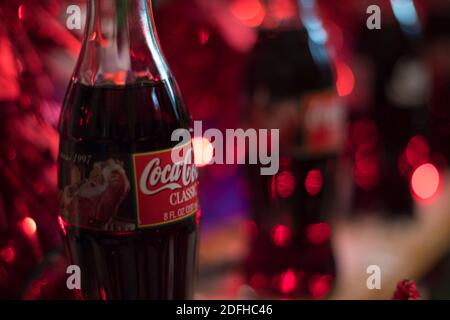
[59,80,192,145]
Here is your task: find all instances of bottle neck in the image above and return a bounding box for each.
[74,0,169,86]
[260,0,329,46]
[260,0,326,38]
[261,0,302,30]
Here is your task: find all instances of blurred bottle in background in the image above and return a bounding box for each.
[419,0,450,299]
[346,0,436,217]
[423,0,450,167]
[243,0,346,298]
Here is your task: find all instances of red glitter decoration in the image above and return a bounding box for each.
[392,280,421,300]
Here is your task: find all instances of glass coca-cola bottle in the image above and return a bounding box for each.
[244,0,345,299]
[58,0,200,299]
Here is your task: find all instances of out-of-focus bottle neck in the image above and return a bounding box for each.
[260,0,302,30]
[260,0,329,48]
[260,0,328,42]
[74,0,170,86]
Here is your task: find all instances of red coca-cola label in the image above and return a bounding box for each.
[301,90,345,155]
[132,142,199,228]
[58,140,199,231]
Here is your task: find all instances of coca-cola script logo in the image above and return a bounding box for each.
[133,142,199,228]
[139,150,198,196]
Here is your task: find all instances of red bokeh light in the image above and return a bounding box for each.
[192,136,214,167]
[230,0,266,27]
[249,273,268,291]
[18,4,25,20]
[100,288,106,300]
[306,222,331,245]
[268,0,296,21]
[197,29,210,45]
[57,216,66,236]
[336,61,355,97]
[25,281,43,299]
[276,171,296,198]
[196,210,202,225]
[406,135,429,168]
[354,143,380,191]
[305,169,323,196]
[21,217,37,236]
[278,269,297,294]
[270,224,292,247]
[411,163,440,201]
[309,275,332,299]
[0,246,15,264]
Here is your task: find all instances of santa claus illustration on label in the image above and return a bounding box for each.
[61,159,131,230]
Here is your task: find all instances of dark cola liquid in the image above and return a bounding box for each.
[58,81,199,299]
